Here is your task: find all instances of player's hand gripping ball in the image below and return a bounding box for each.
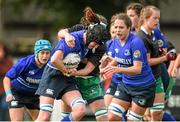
[63,53,81,69]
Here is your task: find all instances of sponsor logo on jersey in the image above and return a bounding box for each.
[29,70,35,75]
[26,77,40,84]
[115,57,132,65]
[124,49,131,56]
[133,50,141,58]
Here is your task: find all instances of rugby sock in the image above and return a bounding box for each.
[122,113,127,121]
[61,112,70,120]
[162,112,176,122]
[61,113,73,122]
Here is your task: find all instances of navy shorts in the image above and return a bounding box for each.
[114,82,155,108]
[36,65,79,100]
[8,89,39,110]
[105,82,118,96]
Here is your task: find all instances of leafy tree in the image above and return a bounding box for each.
[1,0,169,30]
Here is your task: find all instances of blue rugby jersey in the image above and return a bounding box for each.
[5,55,46,93]
[48,30,88,69]
[108,33,155,86]
[153,28,167,48]
[106,38,122,84]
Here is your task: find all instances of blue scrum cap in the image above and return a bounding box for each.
[34,39,52,58]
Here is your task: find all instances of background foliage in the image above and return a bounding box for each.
[1,0,169,30]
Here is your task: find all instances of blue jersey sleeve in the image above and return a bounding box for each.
[5,58,28,80]
[153,28,167,48]
[131,37,145,62]
[106,38,117,57]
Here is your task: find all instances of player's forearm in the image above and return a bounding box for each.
[76,63,95,76]
[174,54,180,68]
[148,55,167,66]
[3,77,12,95]
[118,66,142,75]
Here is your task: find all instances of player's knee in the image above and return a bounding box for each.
[151,111,163,121]
[38,104,53,121]
[150,103,164,120]
[71,98,86,116]
[108,103,125,121]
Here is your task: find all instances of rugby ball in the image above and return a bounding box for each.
[63,53,81,69]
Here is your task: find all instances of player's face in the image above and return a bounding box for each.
[114,19,130,41]
[38,50,51,64]
[146,10,160,30]
[110,25,116,39]
[127,9,139,29]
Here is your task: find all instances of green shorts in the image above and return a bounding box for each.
[76,76,104,103]
[155,76,164,93]
[165,76,176,100]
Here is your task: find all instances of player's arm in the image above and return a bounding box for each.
[147,53,167,66]
[172,53,180,77]
[70,61,95,76]
[102,60,142,75]
[51,50,69,74]
[168,60,175,76]
[57,29,75,48]
[3,76,14,102]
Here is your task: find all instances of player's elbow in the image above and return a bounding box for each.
[51,57,58,66]
[133,67,142,74]
[136,68,142,74]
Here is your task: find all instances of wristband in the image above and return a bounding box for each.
[5,89,12,95]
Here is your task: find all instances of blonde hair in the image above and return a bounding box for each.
[138,5,160,30]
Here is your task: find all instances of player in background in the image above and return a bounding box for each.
[35,20,108,121]
[100,13,155,121]
[127,3,176,121]
[3,39,52,121]
[102,14,123,110]
[57,7,109,121]
[137,5,173,121]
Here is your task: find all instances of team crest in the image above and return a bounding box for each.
[133,50,141,58]
[158,39,164,48]
[124,49,130,56]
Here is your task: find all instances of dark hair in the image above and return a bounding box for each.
[110,13,132,28]
[80,6,107,27]
[126,3,144,17]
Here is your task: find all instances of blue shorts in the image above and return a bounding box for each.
[8,89,39,109]
[36,65,79,100]
[114,82,155,108]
